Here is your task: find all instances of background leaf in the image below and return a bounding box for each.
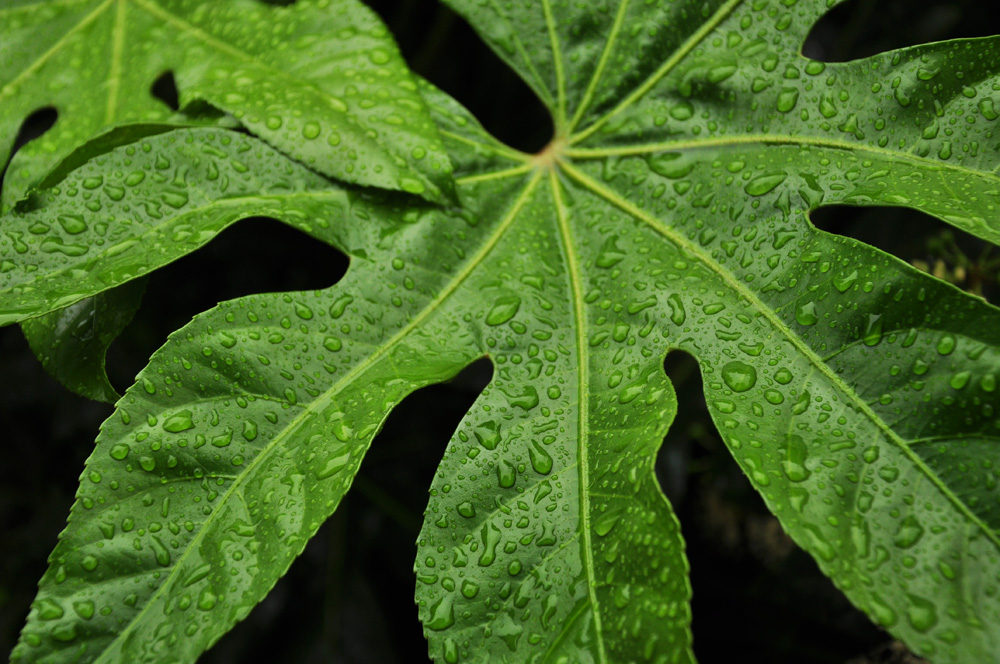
[22,278,147,403]
[0,0,451,201]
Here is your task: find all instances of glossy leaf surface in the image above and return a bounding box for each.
[410,0,1000,661]
[8,127,481,663]
[5,0,1000,663]
[0,0,451,201]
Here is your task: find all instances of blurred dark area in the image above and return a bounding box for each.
[2,0,998,662]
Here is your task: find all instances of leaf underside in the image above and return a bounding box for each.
[6,1,1000,664]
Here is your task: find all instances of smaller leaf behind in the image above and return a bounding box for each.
[22,277,147,403]
[0,0,452,203]
[0,128,339,326]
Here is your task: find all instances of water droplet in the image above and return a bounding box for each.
[162,410,194,433]
[667,293,686,325]
[594,512,617,536]
[197,587,217,611]
[764,389,784,405]
[57,215,87,234]
[649,153,693,179]
[906,594,938,632]
[486,296,521,326]
[776,87,799,112]
[72,600,95,620]
[150,536,171,567]
[744,173,787,196]
[478,523,501,566]
[426,595,455,631]
[834,270,858,292]
[796,302,818,326]
[529,441,553,475]
[721,361,757,392]
[937,335,956,355]
[893,515,924,548]
[595,236,626,268]
[497,459,516,488]
[474,422,500,450]
[781,435,811,482]
[400,178,425,195]
[36,598,64,620]
[950,371,971,390]
[863,314,883,346]
[461,580,479,599]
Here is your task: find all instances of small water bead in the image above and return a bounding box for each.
[937,335,956,355]
[35,598,64,620]
[950,371,971,390]
[893,515,924,548]
[776,88,799,113]
[764,389,784,405]
[862,315,883,346]
[72,600,95,620]
[906,595,938,632]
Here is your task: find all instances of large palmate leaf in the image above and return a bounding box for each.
[6,2,1000,664]
[0,0,451,201]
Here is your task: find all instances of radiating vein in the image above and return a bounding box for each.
[105,0,126,124]
[541,0,567,128]
[570,0,744,144]
[567,0,631,133]
[565,135,1000,187]
[549,169,608,664]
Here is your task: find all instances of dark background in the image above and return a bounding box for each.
[2,0,999,662]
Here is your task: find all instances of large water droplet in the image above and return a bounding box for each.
[162,410,194,433]
[486,296,521,326]
[781,435,811,482]
[426,595,455,631]
[721,361,757,392]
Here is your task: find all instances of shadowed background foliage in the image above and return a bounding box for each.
[2,0,998,662]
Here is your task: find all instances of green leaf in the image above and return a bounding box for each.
[0,0,452,201]
[23,277,147,403]
[0,128,344,326]
[9,127,481,663]
[412,0,1000,659]
[8,1,1000,663]
[16,109,237,402]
